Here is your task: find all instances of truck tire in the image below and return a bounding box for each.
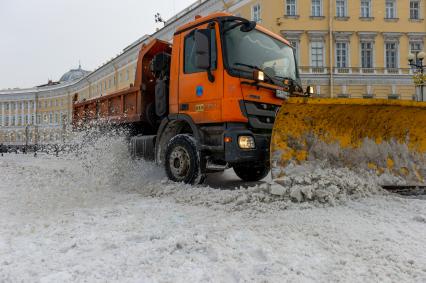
[165,134,205,185]
[233,164,270,182]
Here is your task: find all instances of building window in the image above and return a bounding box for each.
[360,0,371,18]
[126,69,130,81]
[55,113,59,124]
[311,0,322,16]
[336,0,347,17]
[311,41,324,67]
[410,42,424,67]
[336,42,349,68]
[5,116,9,126]
[385,0,396,18]
[252,4,261,22]
[0,115,2,125]
[109,79,112,88]
[410,1,420,19]
[385,42,398,69]
[49,113,53,124]
[12,116,15,126]
[361,42,374,68]
[5,103,9,110]
[24,116,28,125]
[286,0,297,16]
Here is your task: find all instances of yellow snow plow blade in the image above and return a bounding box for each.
[271,98,426,183]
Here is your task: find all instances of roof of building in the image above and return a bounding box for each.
[59,65,90,83]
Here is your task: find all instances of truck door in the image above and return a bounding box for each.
[178,23,223,124]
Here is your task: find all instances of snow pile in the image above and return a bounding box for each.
[135,167,387,210]
[270,167,385,205]
[137,180,285,212]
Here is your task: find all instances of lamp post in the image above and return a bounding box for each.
[408,51,425,102]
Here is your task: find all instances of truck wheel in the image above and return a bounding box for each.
[233,164,270,182]
[165,134,205,185]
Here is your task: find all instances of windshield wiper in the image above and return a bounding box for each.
[233,63,279,85]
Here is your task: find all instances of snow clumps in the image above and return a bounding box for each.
[270,167,384,205]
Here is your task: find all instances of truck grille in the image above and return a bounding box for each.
[243,101,280,130]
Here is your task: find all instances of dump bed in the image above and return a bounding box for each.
[72,40,171,127]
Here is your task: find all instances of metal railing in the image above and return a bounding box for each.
[299,66,413,75]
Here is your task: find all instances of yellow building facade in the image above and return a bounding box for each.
[228,0,425,99]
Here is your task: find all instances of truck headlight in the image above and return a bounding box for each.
[238,136,256,149]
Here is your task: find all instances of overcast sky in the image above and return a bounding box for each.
[0,0,195,89]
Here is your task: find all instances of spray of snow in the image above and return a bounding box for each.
[43,127,392,208]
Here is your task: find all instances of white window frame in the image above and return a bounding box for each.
[335,42,350,68]
[286,0,297,16]
[410,41,424,67]
[385,0,397,19]
[310,41,325,67]
[336,0,347,17]
[384,41,399,69]
[251,3,262,22]
[311,0,323,16]
[410,0,420,19]
[360,41,375,69]
[360,0,372,18]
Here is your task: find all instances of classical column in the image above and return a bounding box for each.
[27,100,31,125]
[1,102,4,126]
[33,98,37,124]
[15,101,18,127]
[21,101,25,126]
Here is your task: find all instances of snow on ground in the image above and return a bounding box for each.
[0,137,426,282]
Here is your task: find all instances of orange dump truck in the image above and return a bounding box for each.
[73,13,307,184]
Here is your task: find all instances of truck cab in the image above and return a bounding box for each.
[152,13,302,183]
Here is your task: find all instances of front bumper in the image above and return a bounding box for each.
[224,127,270,165]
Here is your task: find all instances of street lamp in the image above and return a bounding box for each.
[408,51,425,101]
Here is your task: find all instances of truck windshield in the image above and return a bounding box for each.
[223,23,299,85]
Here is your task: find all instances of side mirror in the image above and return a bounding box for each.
[240,21,257,32]
[306,86,314,96]
[194,30,211,70]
